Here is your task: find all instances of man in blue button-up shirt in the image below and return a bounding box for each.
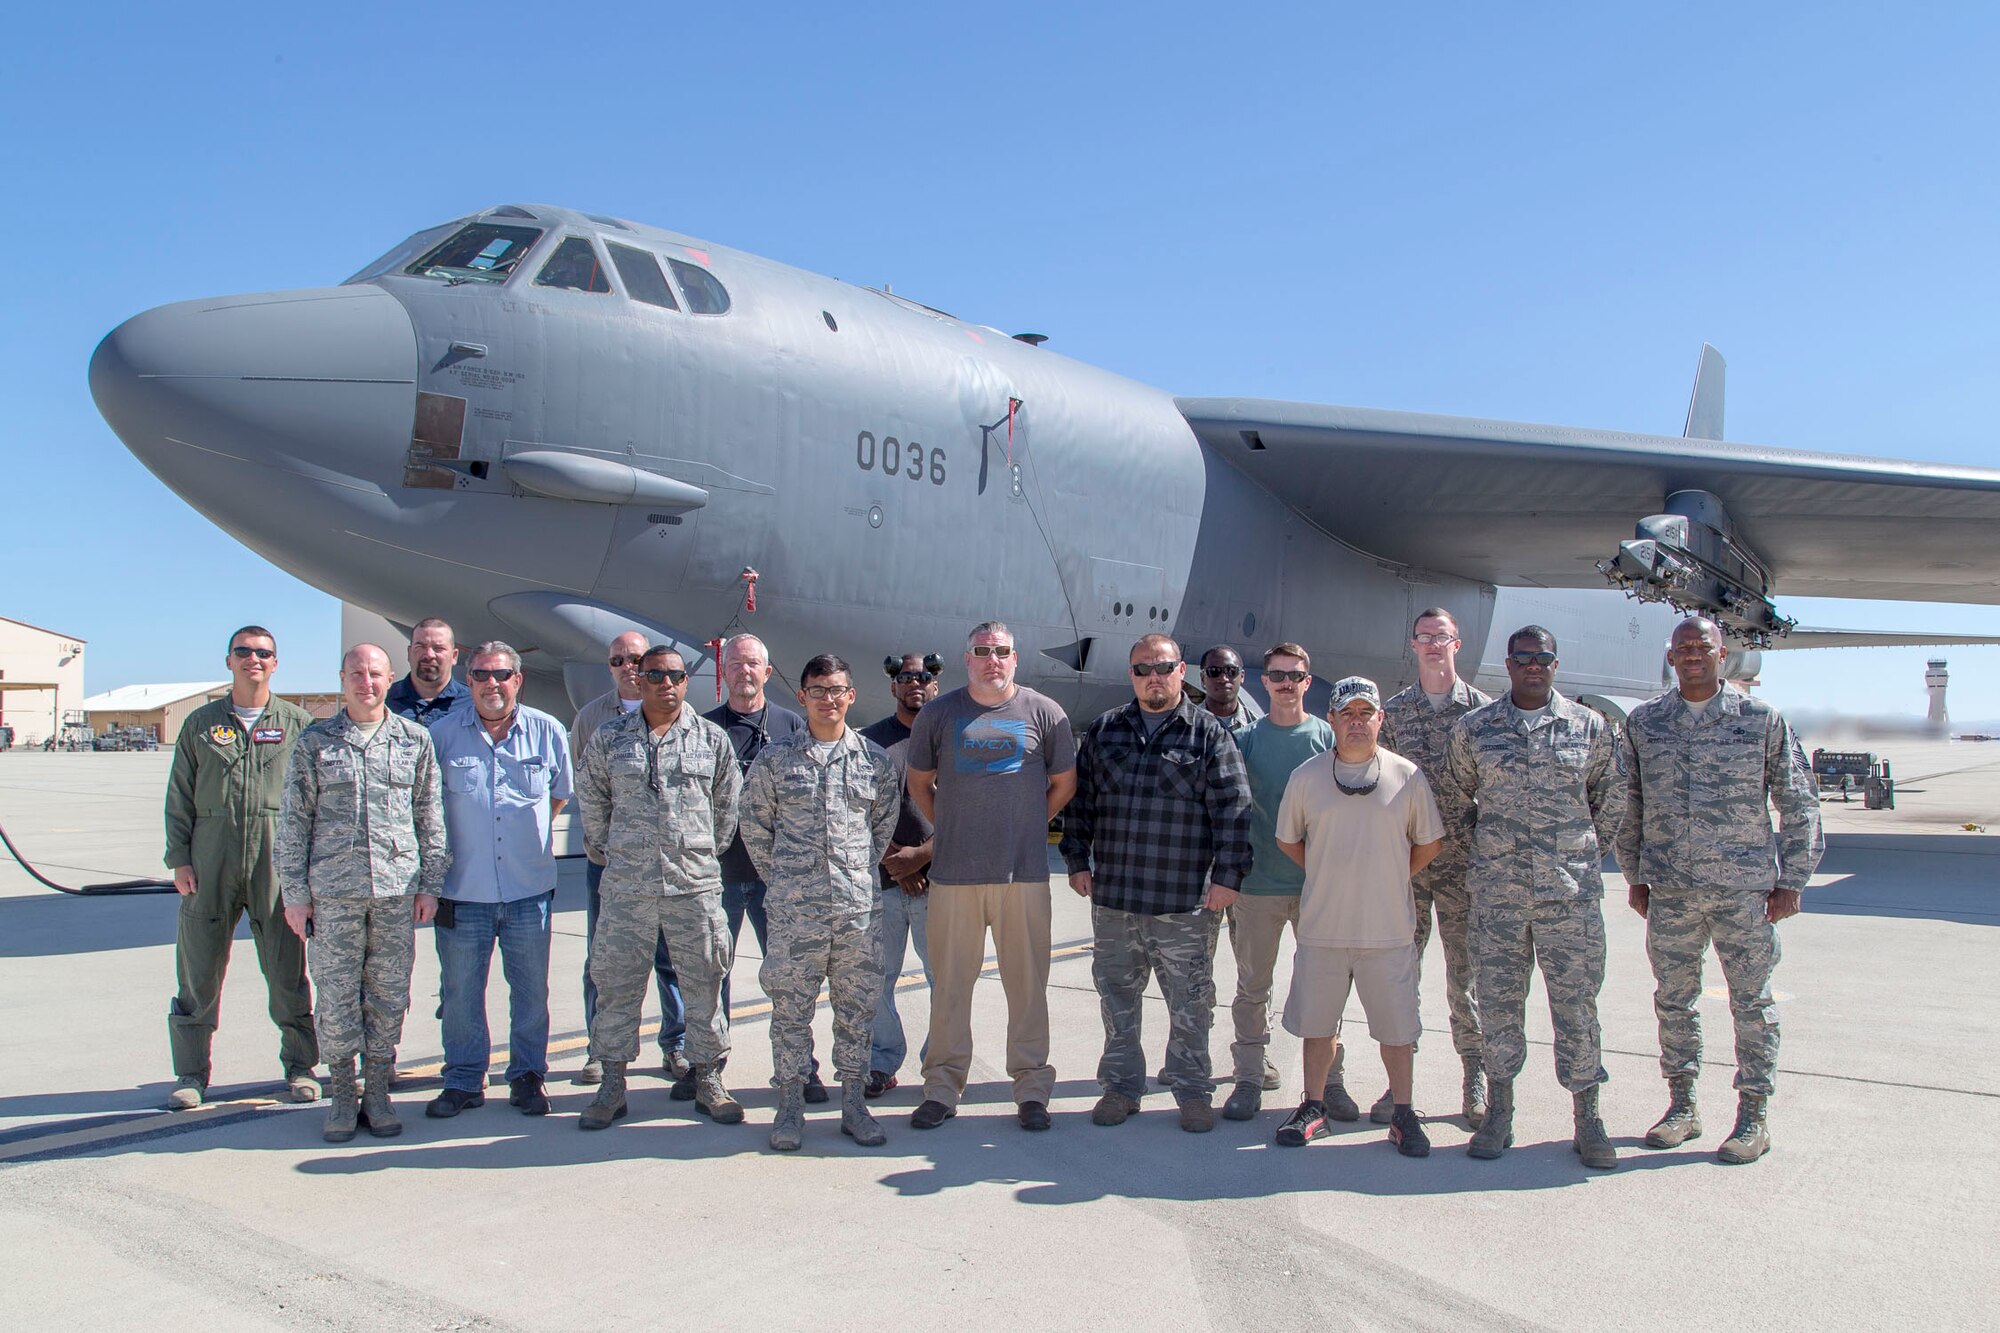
[426,641,574,1120]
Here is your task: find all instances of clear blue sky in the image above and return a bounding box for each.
[6,4,1997,720]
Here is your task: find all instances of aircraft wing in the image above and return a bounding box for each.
[1773,628,2000,651]
[1175,398,2000,605]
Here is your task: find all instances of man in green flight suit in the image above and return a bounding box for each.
[163,625,319,1110]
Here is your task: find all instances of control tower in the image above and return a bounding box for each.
[1926,659,1949,728]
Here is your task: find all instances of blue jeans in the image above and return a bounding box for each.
[721,878,770,1016]
[869,886,932,1076]
[585,861,684,1053]
[435,891,553,1091]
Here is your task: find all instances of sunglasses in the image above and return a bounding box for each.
[608,653,645,667]
[893,671,936,686]
[802,684,855,701]
[1507,651,1557,667]
[1264,669,1308,684]
[1202,664,1241,679]
[469,668,517,683]
[230,646,275,660]
[642,668,689,685]
[969,644,1015,658]
[1412,633,1458,646]
[1130,661,1182,677]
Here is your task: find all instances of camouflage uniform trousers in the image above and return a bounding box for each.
[589,890,732,1066]
[1470,895,1607,1091]
[760,905,884,1086]
[1412,866,1484,1060]
[1647,886,1782,1095]
[308,897,416,1064]
[1092,904,1222,1100]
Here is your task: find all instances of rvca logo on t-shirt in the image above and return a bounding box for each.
[955,718,1028,774]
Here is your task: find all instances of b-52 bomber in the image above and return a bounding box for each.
[89,204,2000,719]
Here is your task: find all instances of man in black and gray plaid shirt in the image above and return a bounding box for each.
[1060,633,1252,1134]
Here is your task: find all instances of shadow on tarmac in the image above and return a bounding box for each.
[1807,834,1999,926]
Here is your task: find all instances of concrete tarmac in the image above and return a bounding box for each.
[0,738,1994,1331]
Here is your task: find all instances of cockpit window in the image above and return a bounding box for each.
[608,243,679,310]
[668,259,731,315]
[534,236,613,293]
[404,223,544,284]
[347,221,461,283]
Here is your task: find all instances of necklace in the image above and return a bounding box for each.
[1334,757,1380,797]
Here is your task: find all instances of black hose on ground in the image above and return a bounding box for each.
[0,818,178,895]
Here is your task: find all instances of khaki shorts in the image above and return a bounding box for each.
[1281,943,1421,1045]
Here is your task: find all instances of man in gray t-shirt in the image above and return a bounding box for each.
[905,621,1077,1132]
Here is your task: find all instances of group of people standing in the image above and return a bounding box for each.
[161,606,1820,1167]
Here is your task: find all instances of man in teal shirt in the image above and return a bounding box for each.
[1220,643,1335,1122]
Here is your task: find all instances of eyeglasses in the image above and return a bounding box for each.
[1129,661,1182,677]
[469,668,517,683]
[893,671,936,686]
[230,646,275,660]
[1264,669,1308,684]
[801,685,855,701]
[1335,773,1379,797]
[1507,651,1557,667]
[1203,664,1242,680]
[969,644,1014,658]
[642,668,689,685]
[1413,633,1458,646]
[608,653,644,667]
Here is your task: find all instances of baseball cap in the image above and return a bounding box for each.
[1329,676,1381,713]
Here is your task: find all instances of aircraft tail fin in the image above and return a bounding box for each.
[1683,343,1726,440]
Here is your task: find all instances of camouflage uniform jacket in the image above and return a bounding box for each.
[1381,676,1493,882]
[579,705,740,897]
[739,727,902,914]
[1442,690,1622,903]
[1614,684,1823,894]
[277,711,450,907]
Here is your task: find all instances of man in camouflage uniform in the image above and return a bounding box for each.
[1060,634,1253,1134]
[1443,625,1623,1168]
[575,645,744,1131]
[1616,616,1822,1165]
[279,643,450,1143]
[1379,607,1494,1127]
[739,654,901,1152]
[163,625,318,1110]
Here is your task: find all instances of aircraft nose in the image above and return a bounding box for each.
[91,284,419,505]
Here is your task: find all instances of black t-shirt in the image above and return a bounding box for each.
[859,713,935,889]
[703,700,807,882]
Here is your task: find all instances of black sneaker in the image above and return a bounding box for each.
[425,1087,485,1119]
[911,1099,956,1130]
[1017,1101,1052,1132]
[510,1073,550,1116]
[1275,1100,1329,1147]
[864,1070,898,1099]
[1389,1106,1431,1157]
[668,1067,698,1101]
[803,1070,830,1104]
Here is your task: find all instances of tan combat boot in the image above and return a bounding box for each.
[1717,1092,1771,1164]
[841,1079,886,1146]
[323,1058,359,1143]
[770,1083,805,1152]
[694,1066,744,1124]
[579,1060,628,1130]
[1467,1078,1514,1159]
[1572,1085,1618,1169]
[1644,1075,1702,1148]
[360,1056,402,1138]
[1322,1044,1362,1122]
